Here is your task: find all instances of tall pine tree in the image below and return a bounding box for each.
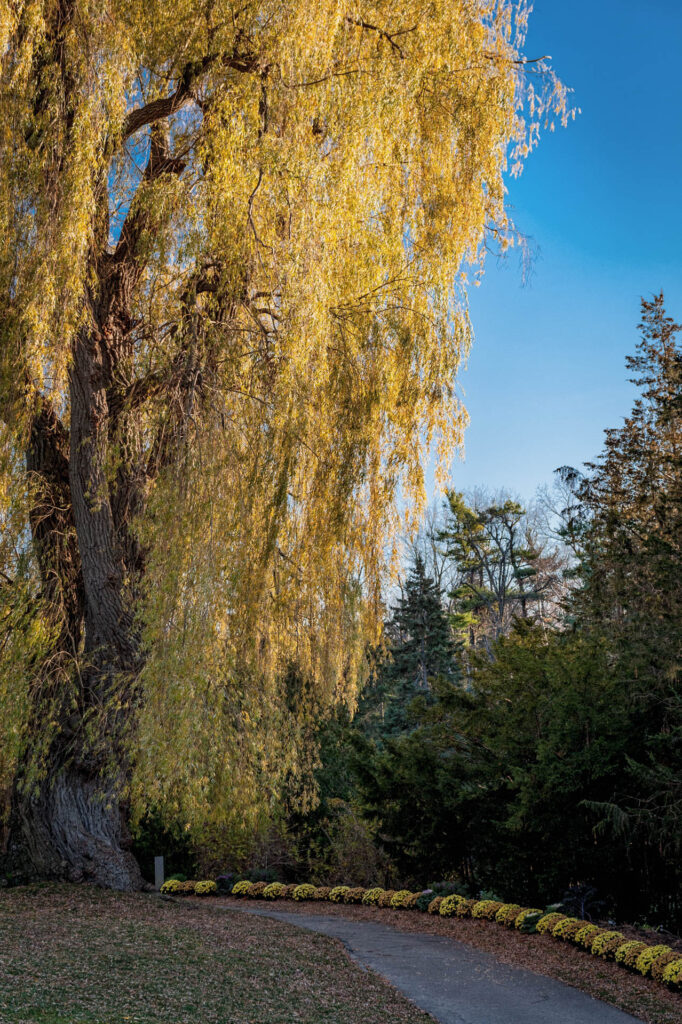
[438,492,563,651]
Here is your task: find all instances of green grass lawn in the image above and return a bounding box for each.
[0,885,431,1024]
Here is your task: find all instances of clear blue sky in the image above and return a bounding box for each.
[440,0,682,502]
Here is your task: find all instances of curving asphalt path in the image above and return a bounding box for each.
[236,907,645,1024]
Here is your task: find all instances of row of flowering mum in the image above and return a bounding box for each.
[160,879,218,895]
[160,878,682,993]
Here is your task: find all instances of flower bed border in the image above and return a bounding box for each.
[164,879,682,993]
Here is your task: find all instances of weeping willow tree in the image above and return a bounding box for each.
[0,0,568,888]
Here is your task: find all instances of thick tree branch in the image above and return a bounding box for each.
[122,57,215,140]
[114,48,264,271]
[105,267,222,429]
[109,124,187,272]
[122,51,263,142]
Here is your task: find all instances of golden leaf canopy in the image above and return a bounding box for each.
[0,0,568,832]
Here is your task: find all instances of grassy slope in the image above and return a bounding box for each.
[0,886,433,1024]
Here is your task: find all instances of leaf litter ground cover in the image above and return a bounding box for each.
[0,885,433,1024]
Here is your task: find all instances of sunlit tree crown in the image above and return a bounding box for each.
[0,0,569,836]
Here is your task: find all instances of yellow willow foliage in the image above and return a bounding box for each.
[0,0,570,831]
[0,427,57,808]
[132,406,374,831]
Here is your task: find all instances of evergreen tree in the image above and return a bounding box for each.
[310,297,682,927]
[454,623,630,909]
[561,294,682,923]
[350,675,478,886]
[438,492,564,651]
[352,621,632,905]
[358,554,461,739]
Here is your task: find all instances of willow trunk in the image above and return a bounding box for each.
[3,281,147,890]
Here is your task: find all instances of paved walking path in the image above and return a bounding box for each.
[237,907,644,1024]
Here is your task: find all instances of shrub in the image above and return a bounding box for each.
[651,952,680,983]
[428,881,466,898]
[195,880,217,896]
[495,904,522,927]
[293,884,317,901]
[439,894,465,917]
[176,880,196,894]
[552,917,583,941]
[560,884,604,923]
[329,886,351,903]
[514,909,543,933]
[378,890,397,908]
[230,880,253,897]
[456,898,476,918]
[216,874,236,893]
[362,888,384,906]
[415,891,435,913]
[263,883,286,900]
[390,890,415,909]
[248,881,267,898]
[312,887,332,901]
[615,941,648,968]
[477,889,503,902]
[160,879,182,894]
[662,958,682,989]
[313,806,386,889]
[472,900,503,921]
[574,924,603,949]
[344,887,367,904]
[536,913,567,935]
[636,945,673,977]
[281,884,298,899]
[245,867,280,884]
[404,893,420,909]
[427,896,443,915]
[591,931,625,959]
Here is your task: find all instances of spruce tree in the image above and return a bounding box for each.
[358,554,461,739]
[562,294,682,923]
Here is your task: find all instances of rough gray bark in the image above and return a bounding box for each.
[5,770,142,891]
[2,220,151,892]
[2,305,146,890]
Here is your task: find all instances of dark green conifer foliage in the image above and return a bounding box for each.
[357,554,461,738]
[563,294,682,923]
[350,673,478,886]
